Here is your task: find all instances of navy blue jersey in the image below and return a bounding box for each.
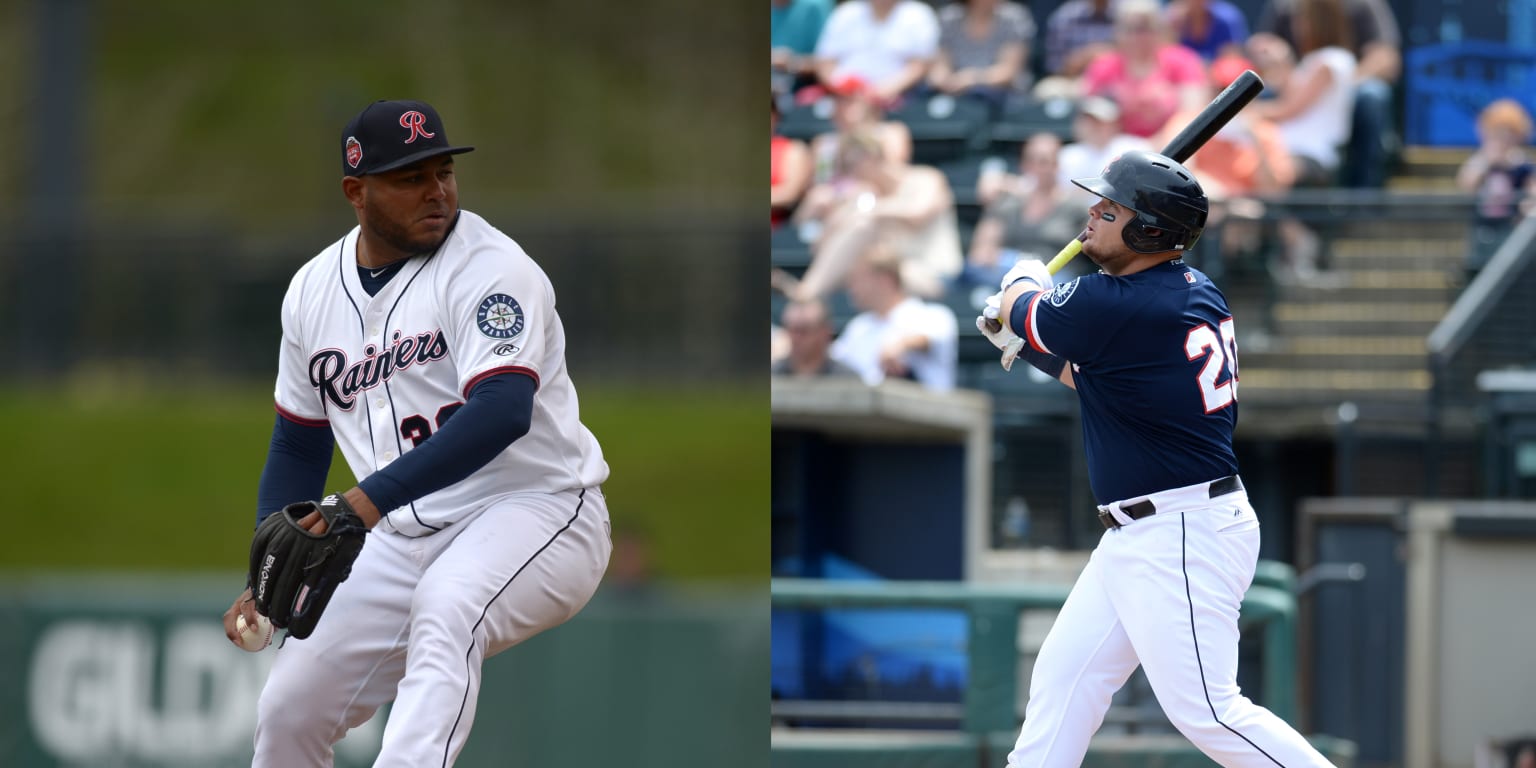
[1010,260,1239,503]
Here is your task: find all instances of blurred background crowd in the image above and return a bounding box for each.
[769,0,1536,392]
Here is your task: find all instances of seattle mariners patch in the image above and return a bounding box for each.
[476,294,525,339]
[1045,278,1080,307]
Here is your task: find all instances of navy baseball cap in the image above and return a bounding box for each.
[341,99,475,177]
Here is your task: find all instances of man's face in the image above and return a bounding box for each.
[833,95,876,129]
[1073,113,1114,146]
[783,304,832,362]
[1022,140,1059,182]
[1080,196,1134,270]
[359,155,459,256]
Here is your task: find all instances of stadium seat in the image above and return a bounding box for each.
[987,96,1077,156]
[893,94,993,165]
[778,97,835,142]
[772,224,813,271]
[933,154,1002,233]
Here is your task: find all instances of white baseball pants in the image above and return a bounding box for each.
[1007,481,1334,767]
[253,486,610,767]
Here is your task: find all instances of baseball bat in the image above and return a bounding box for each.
[1042,69,1266,276]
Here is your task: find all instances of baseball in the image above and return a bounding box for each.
[236,613,275,652]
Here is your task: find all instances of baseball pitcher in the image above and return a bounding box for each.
[221,99,612,767]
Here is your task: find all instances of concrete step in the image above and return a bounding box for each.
[1399,146,1472,178]
[1328,237,1464,261]
[1386,175,1462,193]
[1272,268,1456,302]
[1327,239,1466,271]
[1270,300,1447,336]
[1276,334,1426,356]
[1236,367,1430,404]
[1241,334,1427,371]
[1319,218,1470,242]
[1243,352,1424,372]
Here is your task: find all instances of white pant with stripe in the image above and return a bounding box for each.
[1007,480,1333,767]
[253,487,610,767]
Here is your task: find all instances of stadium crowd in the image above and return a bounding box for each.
[771,0,1417,383]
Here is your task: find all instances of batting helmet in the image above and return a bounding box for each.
[1072,150,1208,254]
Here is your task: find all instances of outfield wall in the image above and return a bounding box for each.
[0,575,767,768]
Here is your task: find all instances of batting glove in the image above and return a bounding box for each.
[1000,258,1054,293]
[976,291,1025,372]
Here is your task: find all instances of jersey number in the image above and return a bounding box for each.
[399,402,465,447]
[1185,318,1238,413]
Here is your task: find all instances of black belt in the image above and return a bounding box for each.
[1098,475,1244,530]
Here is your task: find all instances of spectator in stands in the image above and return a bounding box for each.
[1246,1,1354,188]
[1081,0,1208,139]
[810,76,913,185]
[772,299,861,377]
[1055,96,1151,205]
[1040,0,1117,80]
[928,0,1035,108]
[1165,0,1250,62]
[773,94,814,228]
[965,133,1087,286]
[1253,0,1401,187]
[1456,99,1536,278]
[785,129,962,301]
[1246,0,1355,282]
[830,244,959,391]
[814,0,941,104]
[773,0,835,94]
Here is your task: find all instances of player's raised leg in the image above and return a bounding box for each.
[375,488,611,767]
[1007,543,1142,767]
[253,534,416,767]
[1104,505,1334,768]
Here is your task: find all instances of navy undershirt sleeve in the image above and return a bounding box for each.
[255,415,336,526]
[357,371,536,515]
[1017,344,1067,379]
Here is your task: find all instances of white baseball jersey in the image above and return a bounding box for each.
[273,209,608,536]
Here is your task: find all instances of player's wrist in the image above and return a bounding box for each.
[339,487,381,529]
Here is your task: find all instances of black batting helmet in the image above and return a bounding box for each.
[1073,150,1208,254]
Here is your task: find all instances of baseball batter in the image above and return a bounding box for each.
[220,99,611,767]
[978,151,1333,767]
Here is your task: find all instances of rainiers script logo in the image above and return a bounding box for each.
[476,293,525,339]
[1045,278,1079,307]
[399,111,435,144]
[308,329,449,410]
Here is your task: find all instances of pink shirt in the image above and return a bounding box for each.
[1082,45,1206,137]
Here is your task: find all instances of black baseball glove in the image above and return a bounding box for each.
[248,494,368,640]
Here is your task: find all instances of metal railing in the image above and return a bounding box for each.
[1425,215,1536,495]
[771,562,1301,735]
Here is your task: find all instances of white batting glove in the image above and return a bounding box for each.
[1000,258,1054,293]
[976,291,1025,372]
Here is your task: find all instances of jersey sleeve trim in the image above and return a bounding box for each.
[463,365,539,397]
[274,402,329,427]
[1024,291,1053,355]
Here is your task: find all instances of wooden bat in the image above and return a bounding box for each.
[1042,69,1266,275]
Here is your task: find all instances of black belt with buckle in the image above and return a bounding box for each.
[1098,475,1244,530]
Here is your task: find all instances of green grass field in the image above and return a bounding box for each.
[0,386,765,581]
